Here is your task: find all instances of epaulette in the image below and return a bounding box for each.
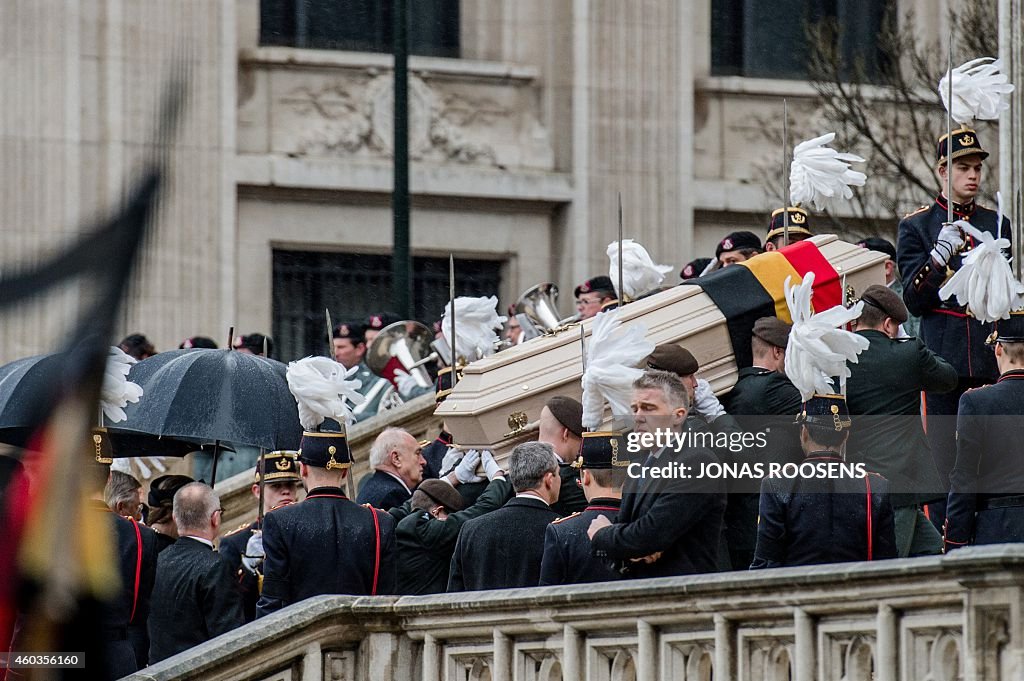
[224,522,252,537]
[902,205,929,219]
[551,512,581,525]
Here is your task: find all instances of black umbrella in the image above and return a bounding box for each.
[113,348,303,457]
[0,352,199,457]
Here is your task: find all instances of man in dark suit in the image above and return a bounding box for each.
[897,127,1011,502]
[588,370,726,578]
[257,431,397,617]
[448,442,561,591]
[89,460,159,679]
[539,432,625,585]
[397,454,511,594]
[751,394,898,568]
[845,285,957,556]
[356,427,425,509]
[148,483,243,663]
[537,396,587,516]
[218,451,301,622]
[945,312,1024,549]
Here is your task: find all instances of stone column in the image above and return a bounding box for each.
[0,1,236,361]
[999,0,1024,275]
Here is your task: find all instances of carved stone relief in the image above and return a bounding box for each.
[906,627,962,681]
[746,638,794,681]
[821,632,875,681]
[666,641,714,681]
[266,66,553,171]
[518,649,562,681]
[449,654,493,681]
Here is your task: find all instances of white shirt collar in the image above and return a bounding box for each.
[184,535,214,548]
[515,491,549,505]
[380,469,412,494]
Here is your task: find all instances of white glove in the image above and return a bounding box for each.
[931,222,965,265]
[393,368,420,398]
[241,530,264,575]
[439,448,462,477]
[480,451,503,481]
[453,449,484,484]
[694,378,727,421]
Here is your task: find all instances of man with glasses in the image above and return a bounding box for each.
[148,483,244,663]
[574,276,618,320]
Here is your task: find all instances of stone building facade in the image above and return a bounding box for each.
[2,0,1019,362]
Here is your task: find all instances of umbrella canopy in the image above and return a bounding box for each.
[0,353,69,448]
[0,352,199,457]
[113,349,303,451]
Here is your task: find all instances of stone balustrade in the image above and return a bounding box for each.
[123,545,1024,681]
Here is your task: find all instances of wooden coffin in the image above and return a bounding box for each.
[436,235,888,454]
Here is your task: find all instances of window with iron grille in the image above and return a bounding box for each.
[273,250,502,362]
[260,0,460,58]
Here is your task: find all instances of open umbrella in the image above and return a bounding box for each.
[112,348,303,457]
[0,352,198,457]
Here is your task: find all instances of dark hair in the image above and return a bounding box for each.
[856,302,889,329]
[803,424,850,448]
[236,333,274,356]
[119,333,155,360]
[179,336,217,349]
[588,467,627,490]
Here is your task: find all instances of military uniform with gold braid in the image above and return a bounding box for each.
[218,451,300,622]
[256,430,397,616]
[895,127,1011,488]
[538,431,625,585]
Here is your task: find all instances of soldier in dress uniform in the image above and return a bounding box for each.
[538,395,588,516]
[896,126,1011,500]
[538,431,626,585]
[218,451,301,622]
[945,311,1024,549]
[574,276,618,320]
[714,231,763,268]
[256,430,397,616]
[750,394,898,568]
[396,459,511,594]
[332,321,398,423]
[856,237,920,338]
[762,207,814,251]
[845,285,957,556]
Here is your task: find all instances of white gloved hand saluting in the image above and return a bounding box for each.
[931,222,965,266]
[241,530,265,575]
[694,378,727,421]
[452,449,484,484]
[393,368,420,398]
[480,451,504,481]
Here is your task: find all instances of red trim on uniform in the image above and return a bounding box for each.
[935,196,975,220]
[305,493,348,500]
[997,371,1024,383]
[129,518,143,623]
[367,507,381,595]
[865,476,874,561]
[967,318,973,375]
[585,505,621,513]
[778,240,842,313]
[933,308,968,318]
[923,504,931,520]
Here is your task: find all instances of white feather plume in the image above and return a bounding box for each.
[939,57,1015,124]
[784,272,870,402]
[101,346,143,423]
[441,296,508,362]
[789,132,867,211]
[286,356,365,430]
[939,221,1024,322]
[581,309,655,429]
[607,239,674,300]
